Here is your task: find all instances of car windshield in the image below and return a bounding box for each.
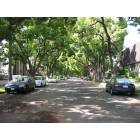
[116,78,131,84]
[22,77,29,82]
[11,79,20,82]
[35,77,42,80]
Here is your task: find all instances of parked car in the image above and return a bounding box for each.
[60,76,65,80]
[5,76,35,94]
[106,77,135,95]
[47,77,57,83]
[34,76,46,87]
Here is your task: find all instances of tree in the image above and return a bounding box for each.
[0,17,127,81]
[0,17,27,80]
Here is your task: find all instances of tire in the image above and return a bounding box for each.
[26,85,29,92]
[6,91,10,94]
[130,92,135,96]
[32,85,35,90]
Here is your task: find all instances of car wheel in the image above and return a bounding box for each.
[32,85,35,90]
[26,85,29,92]
[6,91,10,94]
[130,92,135,96]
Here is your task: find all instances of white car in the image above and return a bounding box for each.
[47,77,57,83]
[34,76,46,87]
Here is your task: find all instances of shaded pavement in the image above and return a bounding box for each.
[0,78,140,122]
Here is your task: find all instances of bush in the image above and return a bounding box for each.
[135,77,140,82]
[106,71,112,79]
[0,86,5,93]
[117,68,129,77]
[129,71,138,79]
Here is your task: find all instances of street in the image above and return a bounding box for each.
[0,77,140,123]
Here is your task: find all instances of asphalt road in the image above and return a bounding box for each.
[0,77,140,123]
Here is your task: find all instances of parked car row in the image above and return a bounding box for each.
[4,75,63,94]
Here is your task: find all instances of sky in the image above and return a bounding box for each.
[124,24,140,48]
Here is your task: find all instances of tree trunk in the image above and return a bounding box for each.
[8,40,12,81]
[100,17,113,72]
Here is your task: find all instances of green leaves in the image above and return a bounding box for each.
[0,17,127,78]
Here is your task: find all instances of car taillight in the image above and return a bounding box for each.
[130,84,135,88]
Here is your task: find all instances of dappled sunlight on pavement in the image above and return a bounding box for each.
[0,78,140,122]
[107,97,140,104]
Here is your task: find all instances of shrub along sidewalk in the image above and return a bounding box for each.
[0,86,5,93]
[135,82,140,94]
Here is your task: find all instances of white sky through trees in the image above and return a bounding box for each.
[124,24,140,48]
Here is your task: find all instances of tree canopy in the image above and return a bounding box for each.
[0,17,127,80]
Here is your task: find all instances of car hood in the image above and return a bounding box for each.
[35,80,42,82]
[5,81,25,86]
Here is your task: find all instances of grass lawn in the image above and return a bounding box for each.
[0,86,5,93]
[136,88,140,94]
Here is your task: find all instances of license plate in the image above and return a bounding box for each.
[123,85,128,88]
[11,88,15,90]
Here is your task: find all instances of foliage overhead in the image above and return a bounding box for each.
[0,17,127,80]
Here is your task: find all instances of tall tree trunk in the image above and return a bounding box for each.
[100,17,113,72]
[102,54,106,78]
[8,40,12,81]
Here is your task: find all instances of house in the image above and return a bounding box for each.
[13,60,27,75]
[121,41,140,77]
[0,59,28,80]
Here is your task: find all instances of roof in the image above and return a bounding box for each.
[122,41,140,65]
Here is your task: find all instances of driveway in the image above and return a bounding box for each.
[0,77,140,123]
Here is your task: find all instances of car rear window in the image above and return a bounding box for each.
[116,78,131,83]
[22,76,29,82]
[35,77,42,80]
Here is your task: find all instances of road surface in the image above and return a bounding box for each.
[0,77,140,123]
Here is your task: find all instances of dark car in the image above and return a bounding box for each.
[106,77,135,95]
[5,76,35,94]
